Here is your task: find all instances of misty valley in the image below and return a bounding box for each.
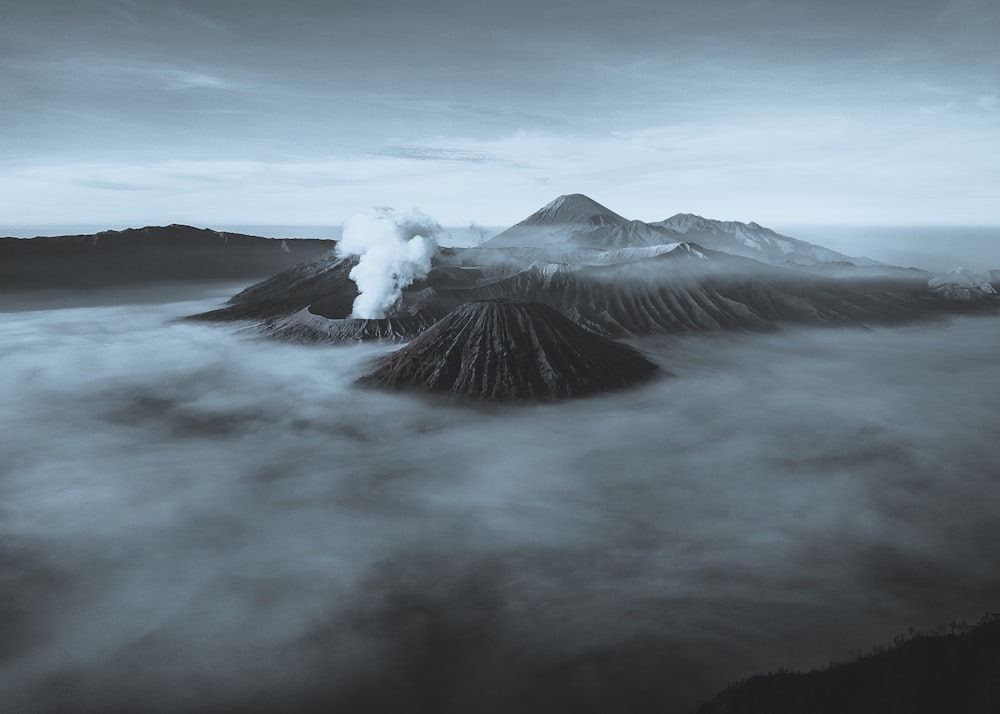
[2,196,1000,713]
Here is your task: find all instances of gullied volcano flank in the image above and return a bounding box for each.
[361,300,658,400]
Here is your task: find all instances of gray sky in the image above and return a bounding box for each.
[2,0,999,226]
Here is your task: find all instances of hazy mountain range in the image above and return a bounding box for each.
[189,194,999,340]
[484,194,883,270]
[5,195,997,338]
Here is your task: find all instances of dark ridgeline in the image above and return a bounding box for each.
[360,299,658,400]
[696,616,1000,714]
[0,225,333,289]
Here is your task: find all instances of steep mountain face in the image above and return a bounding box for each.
[360,300,658,400]
[0,225,333,290]
[190,253,359,321]
[513,193,627,227]
[653,213,881,268]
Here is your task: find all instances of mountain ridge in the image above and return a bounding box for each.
[483,195,882,269]
[653,212,884,268]
[0,224,334,290]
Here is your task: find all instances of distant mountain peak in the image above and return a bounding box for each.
[666,212,704,220]
[483,195,633,248]
[653,214,883,268]
[659,213,730,234]
[522,194,627,227]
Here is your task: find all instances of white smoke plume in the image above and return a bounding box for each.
[336,207,440,319]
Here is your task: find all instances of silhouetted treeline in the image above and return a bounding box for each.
[695,613,1000,714]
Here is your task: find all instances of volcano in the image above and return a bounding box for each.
[481,194,675,250]
[360,299,659,400]
[189,194,999,340]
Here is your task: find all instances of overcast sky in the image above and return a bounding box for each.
[2,0,998,226]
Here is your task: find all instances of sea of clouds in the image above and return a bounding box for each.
[2,285,999,713]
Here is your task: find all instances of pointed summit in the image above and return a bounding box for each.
[520,194,627,228]
[484,195,645,249]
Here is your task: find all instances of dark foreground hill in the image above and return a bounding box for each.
[0,225,333,290]
[696,616,1000,714]
[360,299,658,400]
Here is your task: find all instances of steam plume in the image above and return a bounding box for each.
[336,207,440,318]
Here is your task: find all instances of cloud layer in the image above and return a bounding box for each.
[2,286,1000,712]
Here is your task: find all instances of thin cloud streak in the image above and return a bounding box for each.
[2,108,997,226]
[15,58,249,92]
[367,145,526,168]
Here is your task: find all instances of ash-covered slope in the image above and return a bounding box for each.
[0,225,332,290]
[360,300,658,400]
[190,252,358,321]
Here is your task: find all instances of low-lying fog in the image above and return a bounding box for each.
[2,285,999,714]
